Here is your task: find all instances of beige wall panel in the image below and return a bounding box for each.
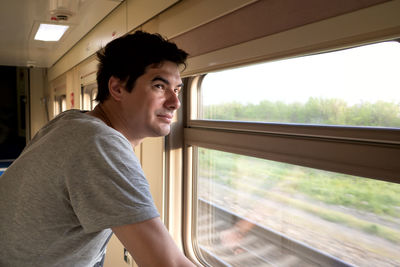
[126,0,179,33]
[104,235,133,267]
[48,2,128,82]
[49,51,77,85]
[134,143,142,164]
[79,55,98,87]
[141,0,256,37]
[73,67,82,109]
[80,73,97,88]
[141,137,165,218]
[29,68,48,137]
[65,67,81,110]
[49,74,67,119]
[165,145,184,247]
[65,71,73,110]
[42,89,52,122]
[183,0,400,76]
[51,71,67,91]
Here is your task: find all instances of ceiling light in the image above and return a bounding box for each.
[34,24,69,41]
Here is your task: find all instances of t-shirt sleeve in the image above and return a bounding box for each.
[65,133,160,233]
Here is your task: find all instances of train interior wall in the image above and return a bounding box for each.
[4,0,399,266]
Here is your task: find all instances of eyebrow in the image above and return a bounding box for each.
[152,76,184,88]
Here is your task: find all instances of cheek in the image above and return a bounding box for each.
[147,96,164,110]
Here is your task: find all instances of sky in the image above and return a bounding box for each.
[201,41,400,106]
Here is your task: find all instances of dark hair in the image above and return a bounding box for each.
[95,31,188,102]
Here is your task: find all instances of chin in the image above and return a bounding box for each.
[152,126,171,137]
[160,129,171,136]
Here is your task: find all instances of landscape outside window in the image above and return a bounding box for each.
[195,41,400,266]
[200,41,400,128]
[197,148,400,266]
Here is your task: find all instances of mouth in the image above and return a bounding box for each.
[157,113,174,123]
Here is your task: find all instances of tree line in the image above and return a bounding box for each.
[203,98,400,127]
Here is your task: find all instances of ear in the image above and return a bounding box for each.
[108,76,125,101]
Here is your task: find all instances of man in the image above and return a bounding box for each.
[0,31,195,267]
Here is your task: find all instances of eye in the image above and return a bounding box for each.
[174,88,181,95]
[154,84,165,90]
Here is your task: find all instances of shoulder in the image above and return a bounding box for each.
[60,110,115,133]
[27,110,132,155]
[61,110,129,143]
[66,110,133,153]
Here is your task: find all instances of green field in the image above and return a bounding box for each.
[198,148,400,243]
[203,98,400,127]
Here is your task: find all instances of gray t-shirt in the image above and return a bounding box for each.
[0,110,159,267]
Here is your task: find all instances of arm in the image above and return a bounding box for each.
[112,217,196,267]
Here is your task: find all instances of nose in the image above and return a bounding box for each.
[165,90,181,110]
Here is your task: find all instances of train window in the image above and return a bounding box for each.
[199,41,400,128]
[54,94,66,116]
[194,147,400,266]
[184,40,400,267]
[81,84,98,111]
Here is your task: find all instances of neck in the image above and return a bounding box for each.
[87,103,143,148]
[88,104,113,128]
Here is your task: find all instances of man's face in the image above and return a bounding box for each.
[119,60,183,141]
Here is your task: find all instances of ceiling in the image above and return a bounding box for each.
[0,0,123,68]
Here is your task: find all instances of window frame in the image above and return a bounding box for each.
[81,83,98,111]
[181,48,400,266]
[176,2,400,264]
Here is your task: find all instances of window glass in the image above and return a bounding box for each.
[90,88,98,110]
[200,41,400,128]
[82,92,91,111]
[54,94,66,116]
[195,147,400,266]
[82,84,98,111]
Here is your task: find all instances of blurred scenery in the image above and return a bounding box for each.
[196,41,400,266]
[198,148,400,266]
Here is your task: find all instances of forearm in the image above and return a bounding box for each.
[112,217,195,267]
